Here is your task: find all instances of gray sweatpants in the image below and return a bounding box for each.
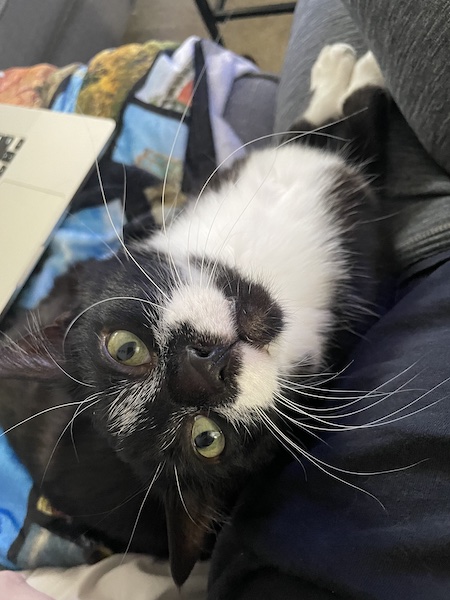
[276,0,450,271]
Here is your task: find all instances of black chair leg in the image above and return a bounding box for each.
[194,0,225,45]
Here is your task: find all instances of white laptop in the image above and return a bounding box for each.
[0,104,115,319]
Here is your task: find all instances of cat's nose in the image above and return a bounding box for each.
[183,344,232,395]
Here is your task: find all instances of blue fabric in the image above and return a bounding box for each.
[19,200,125,310]
[51,65,88,113]
[0,427,33,569]
[112,103,188,182]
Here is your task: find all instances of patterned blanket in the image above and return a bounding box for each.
[0,36,260,571]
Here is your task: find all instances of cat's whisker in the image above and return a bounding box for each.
[67,212,124,266]
[0,399,94,438]
[40,392,103,486]
[121,462,165,563]
[160,58,211,290]
[174,464,197,526]
[349,376,450,430]
[257,407,387,510]
[188,128,352,289]
[19,313,95,388]
[69,481,153,520]
[278,371,421,415]
[272,404,429,473]
[45,346,95,388]
[279,359,420,399]
[120,162,127,243]
[0,331,28,355]
[278,382,388,402]
[273,408,329,446]
[274,371,449,432]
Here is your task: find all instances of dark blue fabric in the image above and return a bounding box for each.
[209,254,450,599]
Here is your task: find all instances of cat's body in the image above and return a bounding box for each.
[0,45,391,585]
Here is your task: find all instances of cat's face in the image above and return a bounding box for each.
[70,250,293,582]
[2,247,297,584]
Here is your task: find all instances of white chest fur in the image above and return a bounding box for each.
[150,144,349,375]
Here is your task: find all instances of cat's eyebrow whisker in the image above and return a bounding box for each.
[121,462,165,564]
[63,295,167,347]
[93,160,171,303]
[19,314,95,388]
[87,120,178,299]
[160,54,213,290]
[45,347,95,388]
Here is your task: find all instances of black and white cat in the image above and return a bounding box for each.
[0,45,390,585]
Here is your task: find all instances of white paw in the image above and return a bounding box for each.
[343,51,385,102]
[310,43,356,92]
[304,43,357,125]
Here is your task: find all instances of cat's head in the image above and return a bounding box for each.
[0,246,303,585]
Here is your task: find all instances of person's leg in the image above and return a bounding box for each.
[208,2,450,598]
[341,0,450,176]
[276,0,450,274]
[209,253,450,600]
[275,0,366,133]
[277,0,450,176]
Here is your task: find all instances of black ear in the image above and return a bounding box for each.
[164,487,217,587]
[0,314,72,381]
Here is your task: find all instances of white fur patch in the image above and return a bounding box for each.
[304,43,356,125]
[107,374,161,437]
[162,283,236,341]
[304,45,385,126]
[218,343,277,423]
[150,144,346,380]
[146,143,350,423]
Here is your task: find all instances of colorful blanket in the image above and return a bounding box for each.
[0,36,260,572]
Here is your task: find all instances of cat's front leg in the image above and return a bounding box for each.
[286,43,390,172]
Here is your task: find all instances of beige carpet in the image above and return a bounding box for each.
[124,0,294,73]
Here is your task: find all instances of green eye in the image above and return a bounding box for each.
[191,415,225,459]
[106,330,152,367]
